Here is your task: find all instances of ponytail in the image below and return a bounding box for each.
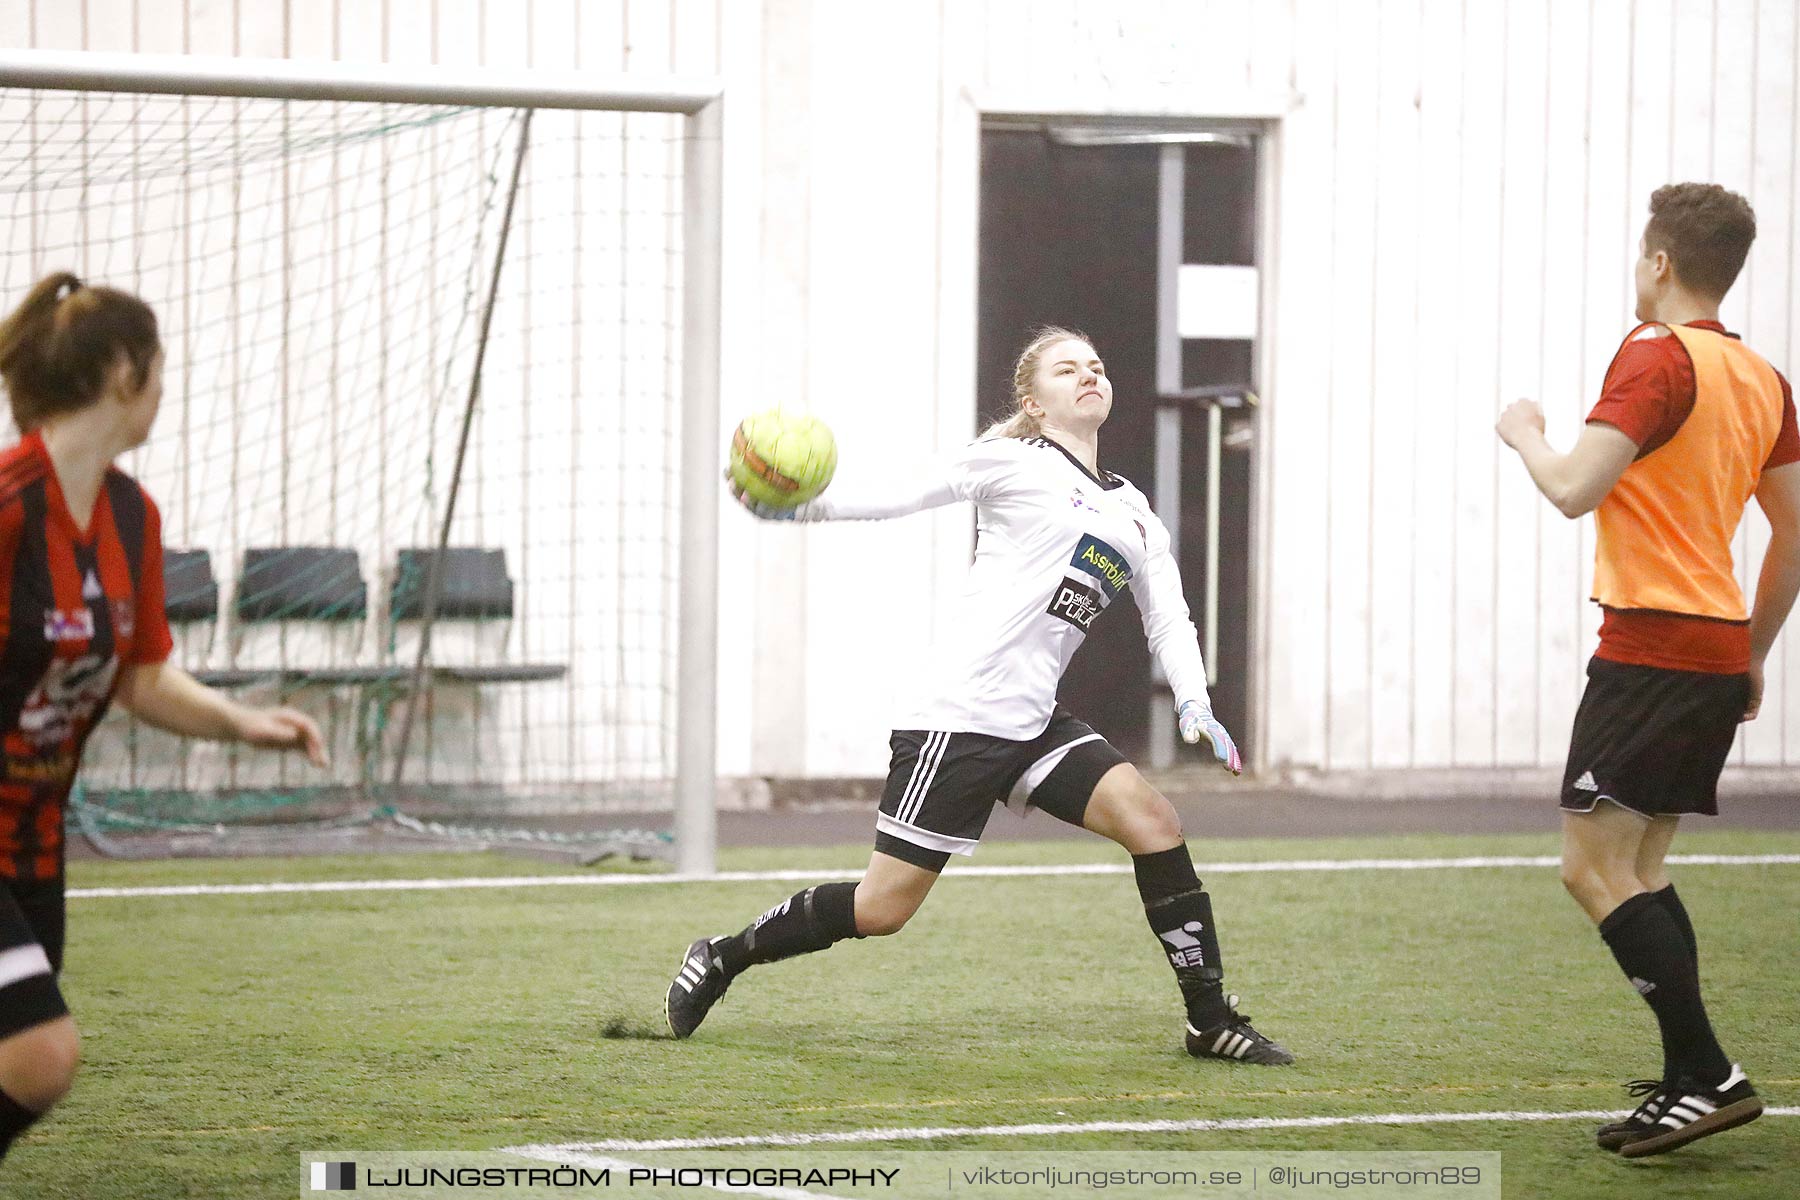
[978,409,1042,441]
[0,272,160,431]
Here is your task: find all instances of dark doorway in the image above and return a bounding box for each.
[976,125,1259,763]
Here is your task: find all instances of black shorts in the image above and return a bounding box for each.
[1560,656,1750,818]
[0,878,68,1040]
[874,707,1129,872]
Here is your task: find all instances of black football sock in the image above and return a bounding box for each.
[1600,891,1732,1086]
[1653,883,1698,968]
[714,882,862,977]
[1133,844,1230,1028]
[0,1086,43,1162]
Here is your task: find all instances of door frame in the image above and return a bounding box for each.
[941,91,1287,771]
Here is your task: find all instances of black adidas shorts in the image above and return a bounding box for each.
[874,707,1129,872]
[1560,656,1750,818]
[0,878,68,1040]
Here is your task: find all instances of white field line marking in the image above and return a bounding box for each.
[505,1106,1800,1153]
[65,853,1800,901]
[512,1153,852,1200]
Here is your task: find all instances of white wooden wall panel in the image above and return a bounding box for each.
[1407,0,1463,767]
[1492,0,1550,767]
[1247,0,1293,96]
[709,0,756,781]
[799,0,947,772]
[1365,0,1420,769]
[1262,0,1333,771]
[1448,0,1505,766]
[29,2,73,49]
[1324,0,1377,769]
[1534,0,1596,767]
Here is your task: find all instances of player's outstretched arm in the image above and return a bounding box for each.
[1131,510,1242,775]
[1496,400,1639,517]
[731,438,1026,524]
[728,471,958,523]
[113,661,329,766]
[1746,462,1800,721]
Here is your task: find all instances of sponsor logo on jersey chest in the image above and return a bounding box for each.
[1047,533,1133,631]
[1048,580,1105,630]
[43,608,94,642]
[1069,489,1101,514]
[1069,534,1131,595]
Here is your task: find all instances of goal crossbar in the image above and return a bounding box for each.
[0,50,721,113]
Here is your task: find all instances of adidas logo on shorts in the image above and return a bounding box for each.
[1573,771,1599,792]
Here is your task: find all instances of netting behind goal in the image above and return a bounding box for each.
[0,85,689,857]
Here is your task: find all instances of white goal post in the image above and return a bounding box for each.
[0,51,724,876]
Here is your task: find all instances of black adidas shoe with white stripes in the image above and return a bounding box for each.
[665,936,733,1039]
[1616,1064,1762,1158]
[1595,1078,1666,1151]
[1184,994,1295,1065]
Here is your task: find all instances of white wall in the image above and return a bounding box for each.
[7,0,1799,787]
[1256,0,1800,771]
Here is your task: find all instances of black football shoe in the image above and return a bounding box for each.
[1185,993,1295,1065]
[665,936,732,1039]
[1616,1064,1762,1158]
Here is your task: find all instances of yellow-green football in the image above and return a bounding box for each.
[728,409,837,509]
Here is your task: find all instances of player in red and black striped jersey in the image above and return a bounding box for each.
[0,434,176,884]
[0,273,328,1165]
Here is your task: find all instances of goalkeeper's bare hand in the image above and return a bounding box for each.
[1178,700,1242,775]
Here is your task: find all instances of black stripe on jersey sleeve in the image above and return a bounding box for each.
[104,471,147,582]
[0,481,54,730]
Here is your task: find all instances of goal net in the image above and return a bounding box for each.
[0,68,715,863]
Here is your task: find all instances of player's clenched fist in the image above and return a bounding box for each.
[1496,398,1546,448]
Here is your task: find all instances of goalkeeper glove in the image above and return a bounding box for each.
[1178,700,1242,775]
[726,474,800,521]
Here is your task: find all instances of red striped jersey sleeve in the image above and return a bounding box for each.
[130,490,173,665]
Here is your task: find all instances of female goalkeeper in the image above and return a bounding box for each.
[0,273,328,1163]
[666,327,1292,1065]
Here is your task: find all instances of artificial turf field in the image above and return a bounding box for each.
[7,829,1797,1199]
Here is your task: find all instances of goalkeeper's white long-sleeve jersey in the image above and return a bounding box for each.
[797,433,1211,740]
